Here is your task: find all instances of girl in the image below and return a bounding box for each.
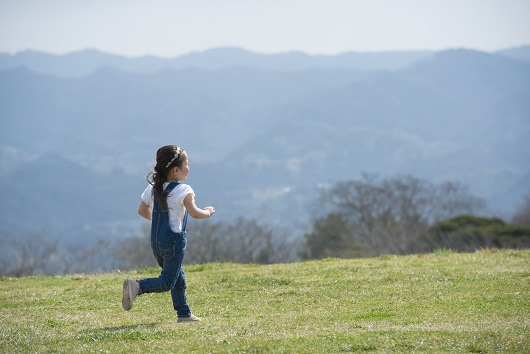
[122,144,215,322]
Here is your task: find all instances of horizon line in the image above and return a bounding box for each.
[1,44,529,59]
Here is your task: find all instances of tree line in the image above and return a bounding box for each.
[1,174,529,276]
[302,174,530,259]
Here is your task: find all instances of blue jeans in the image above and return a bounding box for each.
[137,182,192,318]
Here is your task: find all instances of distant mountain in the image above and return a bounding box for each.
[172,47,434,72]
[222,49,530,217]
[0,65,368,163]
[498,45,530,62]
[1,46,528,80]
[0,48,529,241]
[0,47,433,78]
[1,46,527,80]
[404,49,530,108]
[0,152,145,243]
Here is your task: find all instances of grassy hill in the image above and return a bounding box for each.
[1,249,528,353]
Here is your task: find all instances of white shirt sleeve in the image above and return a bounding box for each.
[175,184,195,206]
[140,184,154,210]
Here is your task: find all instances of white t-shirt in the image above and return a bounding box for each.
[141,182,195,233]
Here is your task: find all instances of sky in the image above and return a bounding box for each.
[1,0,529,58]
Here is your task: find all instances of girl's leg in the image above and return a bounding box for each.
[138,240,184,294]
[122,243,163,311]
[171,267,191,317]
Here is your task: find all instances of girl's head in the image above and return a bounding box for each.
[147,145,189,210]
[154,145,188,178]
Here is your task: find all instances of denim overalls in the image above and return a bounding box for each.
[138,182,191,318]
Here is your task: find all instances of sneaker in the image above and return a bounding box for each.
[122,279,139,311]
[177,314,201,323]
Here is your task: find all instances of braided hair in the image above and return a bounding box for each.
[146,145,185,211]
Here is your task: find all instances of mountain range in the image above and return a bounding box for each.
[1,46,529,244]
[0,47,433,77]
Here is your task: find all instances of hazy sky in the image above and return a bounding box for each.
[1,0,529,57]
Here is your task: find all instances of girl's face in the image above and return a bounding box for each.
[174,152,189,181]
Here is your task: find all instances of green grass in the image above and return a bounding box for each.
[1,249,529,353]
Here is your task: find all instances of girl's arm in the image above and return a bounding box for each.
[138,201,152,220]
[183,193,215,219]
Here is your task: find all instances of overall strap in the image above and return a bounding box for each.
[164,182,180,193]
[164,182,189,233]
[182,210,189,232]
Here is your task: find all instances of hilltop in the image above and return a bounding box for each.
[1,249,528,353]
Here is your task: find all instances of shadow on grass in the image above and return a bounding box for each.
[78,323,161,342]
[98,323,159,332]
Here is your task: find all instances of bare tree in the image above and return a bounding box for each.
[186,218,300,264]
[104,218,300,270]
[304,174,486,258]
[110,224,158,270]
[0,231,65,276]
[511,192,530,227]
[0,217,303,276]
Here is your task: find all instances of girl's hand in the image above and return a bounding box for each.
[204,206,215,217]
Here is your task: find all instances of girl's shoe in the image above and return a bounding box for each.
[177,314,201,322]
[122,279,139,311]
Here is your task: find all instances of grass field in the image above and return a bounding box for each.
[1,249,529,353]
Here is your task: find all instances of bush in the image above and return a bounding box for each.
[421,214,530,252]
